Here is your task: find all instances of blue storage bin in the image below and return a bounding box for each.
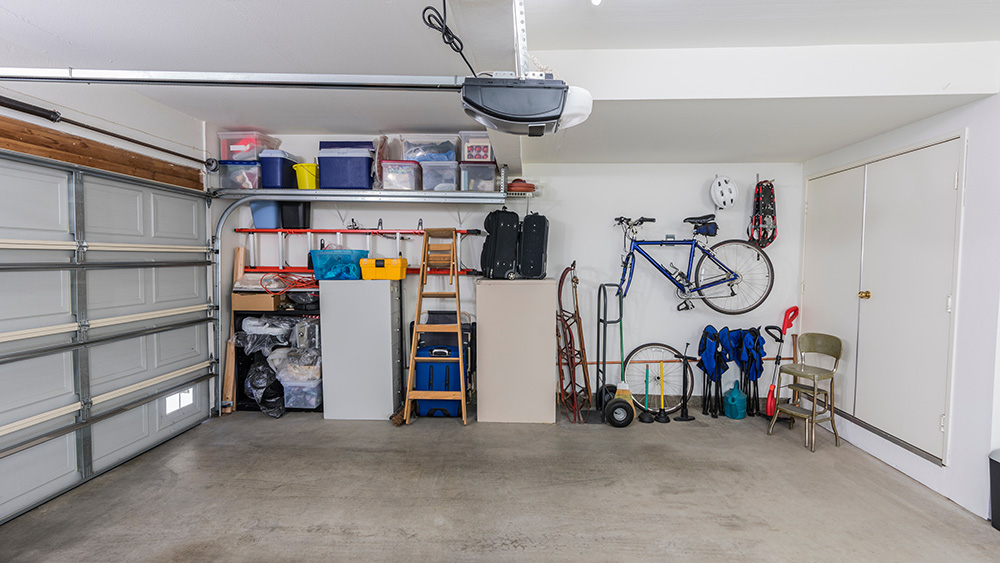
[260,150,299,189]
[319,140,374,150]
[318,148,373,189]
[310,249,369,280]
[249,201,281,229]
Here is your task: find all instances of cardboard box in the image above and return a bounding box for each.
[231,292,284,311]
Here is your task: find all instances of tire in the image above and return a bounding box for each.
[597,384,617,409]
[695,239,773,315]
[623,343,693,414]
[604,398,634,427]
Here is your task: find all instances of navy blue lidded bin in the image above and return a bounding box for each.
[318,148,373,189]
[414,345,465,417]
[260,149,299,189]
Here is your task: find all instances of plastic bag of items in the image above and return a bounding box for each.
[277,348,322,383]
[244,361,285,418]
[234,315,300,355]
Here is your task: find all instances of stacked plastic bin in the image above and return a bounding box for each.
[218,131,282,228]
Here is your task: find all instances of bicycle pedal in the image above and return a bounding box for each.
[677,300,694,311]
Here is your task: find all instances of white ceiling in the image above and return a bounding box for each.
[1,1,999,165]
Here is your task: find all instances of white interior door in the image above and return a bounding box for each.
[854,139,961,459]
[802,167,866,414]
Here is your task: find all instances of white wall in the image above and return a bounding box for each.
[804,94,1000,519]
[523,163,803,396]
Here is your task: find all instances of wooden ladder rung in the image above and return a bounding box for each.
[413,356,460,363]
[408,390,464,400]
[427,244,453,252]
[421,292,457,298]
[414,324,460,333]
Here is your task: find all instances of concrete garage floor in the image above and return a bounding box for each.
[2,412,999,562]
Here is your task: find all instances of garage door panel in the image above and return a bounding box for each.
[89,336,149,394]
[153,325,207,369]
[0,271,73,333]
[0,352,75,424]
[87,268,146,311]
[153,266,206,305]
[156,381,207,432]
[0,161,70,240]
[0,434,79,516]
[151,193,205,243]
[91,405,150,466]
[84,180,145,239]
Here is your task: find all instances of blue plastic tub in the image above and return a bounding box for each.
[249,201,281,229]
[310,249,369,280]
[318,148,373,189]
[319,141,374,150]
[260,150,298,189]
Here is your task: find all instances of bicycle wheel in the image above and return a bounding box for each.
[695,239,773,315]
[623,343,693,414]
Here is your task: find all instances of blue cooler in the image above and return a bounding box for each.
[249,201,280,229]
[319,140,374,150]
[318,148,373,189]
[414,345,466,417]
[259,149,300,189]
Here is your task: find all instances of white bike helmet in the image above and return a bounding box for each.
[711,175,738,209]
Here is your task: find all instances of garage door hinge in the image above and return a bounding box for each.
[940,414,946,432]
[77,240,88,252]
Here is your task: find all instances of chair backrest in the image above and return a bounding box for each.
[798,333,843,365]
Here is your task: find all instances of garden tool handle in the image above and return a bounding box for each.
[765,325,783,343]
[781,306,799,334]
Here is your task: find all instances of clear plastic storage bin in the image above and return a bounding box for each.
[381,160,422,190]
[459,131,493,161]
[281,378,322,409]
[420,161,459,191]
[401,134,460,162]
[218,131,281,161]
[460,161,497,192]
[219,160,260,190]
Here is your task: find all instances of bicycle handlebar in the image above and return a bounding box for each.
[637,217,656,224]
[614,216,656,226]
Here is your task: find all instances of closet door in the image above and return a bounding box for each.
[801,167,866,414]
[854,139,961,459]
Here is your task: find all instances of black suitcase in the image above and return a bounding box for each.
[517,212,548,279]
[481,206,519,279]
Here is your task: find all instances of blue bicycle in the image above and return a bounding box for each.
[616,214,773,314]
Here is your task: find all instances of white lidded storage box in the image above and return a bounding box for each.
[218,131,281,161]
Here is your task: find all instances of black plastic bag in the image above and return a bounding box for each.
[244,361,285,418]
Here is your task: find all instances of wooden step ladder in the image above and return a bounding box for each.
[403,228,468,425]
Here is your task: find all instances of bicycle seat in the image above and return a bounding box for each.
[683,214,716,225]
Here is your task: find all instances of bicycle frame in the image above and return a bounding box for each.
[618,237,737,299]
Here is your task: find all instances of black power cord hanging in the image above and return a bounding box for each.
[0,94,218,171]
[422,0,477,77]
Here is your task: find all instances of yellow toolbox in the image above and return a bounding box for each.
[361,257,408,280]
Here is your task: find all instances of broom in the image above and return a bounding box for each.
[613,293,635,415]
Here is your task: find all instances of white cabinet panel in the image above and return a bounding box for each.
[802,167,866,414]
[854,140,960,459]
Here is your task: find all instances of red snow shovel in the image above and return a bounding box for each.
[765,306,799,417]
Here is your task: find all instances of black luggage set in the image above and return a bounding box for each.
[480,207,549,280]
[412,208,549,417]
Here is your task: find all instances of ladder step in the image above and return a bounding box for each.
[414,324,460,333]
[420,292,457,298]
[413,356,461,362]
[428,244,453,252]
[409,390,464,400]
[775,404,814,418]
[787,383,827,395]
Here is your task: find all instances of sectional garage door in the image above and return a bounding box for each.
[0,152,214,524]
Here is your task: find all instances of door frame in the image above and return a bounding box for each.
[802,130,967,465]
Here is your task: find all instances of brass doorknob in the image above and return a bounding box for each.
[858,290,872,299]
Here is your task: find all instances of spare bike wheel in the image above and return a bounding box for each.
[695,239,774,314]
[604,398,634,428]
[623,343,693,414]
